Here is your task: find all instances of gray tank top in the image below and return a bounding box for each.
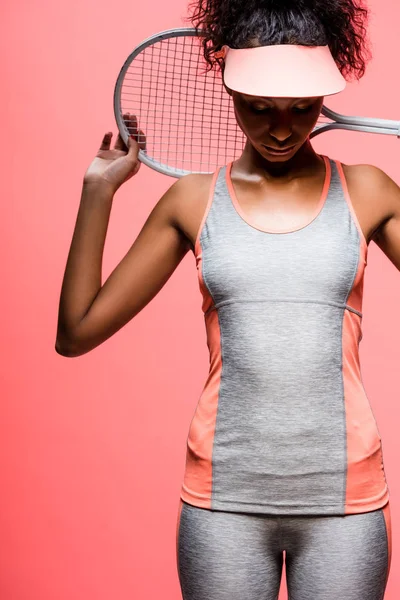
[180,155,389,516]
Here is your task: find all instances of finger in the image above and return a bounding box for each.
[126,130,146,155]
[100,132,112,151]
[123,112,139,136]
[127,134,140,156]
[114,131,128,151]
[136,128,147,152]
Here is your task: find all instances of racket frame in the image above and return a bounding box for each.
[114,27,400,177]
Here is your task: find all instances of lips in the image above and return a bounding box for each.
[263,144,295,153]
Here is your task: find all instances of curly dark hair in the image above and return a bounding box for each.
[184,0,371,81]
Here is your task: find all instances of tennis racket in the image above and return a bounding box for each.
[114,27,400,178]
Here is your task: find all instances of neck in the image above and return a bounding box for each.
[235,138,324,182]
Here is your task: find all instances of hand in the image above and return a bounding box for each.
[83,113,146,193]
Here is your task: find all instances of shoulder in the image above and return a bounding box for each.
[341,162,400,204]
[152,171,214,220]
[340,162,400,233]
[341,162,398,192]
[168,171,215,219]
[154,171,216,252]
[172,172,215,197]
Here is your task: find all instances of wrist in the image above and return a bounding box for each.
[82,178,116,197]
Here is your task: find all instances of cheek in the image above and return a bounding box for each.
[300,117,318,131]
[232,106,253,135]
[294,111,321,134]
[307,112,322,132]
[234,107,267,132]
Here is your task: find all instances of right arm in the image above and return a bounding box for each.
[55,123,196,357]
[55,175,194,357]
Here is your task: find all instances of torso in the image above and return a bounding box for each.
[174,160,390,253]
[179,157,390,515]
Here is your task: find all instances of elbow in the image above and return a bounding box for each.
[55,327,85,357]
[55,329,99,358]
[55,338,83,357]
[55,320,105,357]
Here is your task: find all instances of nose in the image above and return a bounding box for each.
[268,115,293,143]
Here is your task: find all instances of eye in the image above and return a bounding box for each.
[292,105,313,114]
[249,105,272,113]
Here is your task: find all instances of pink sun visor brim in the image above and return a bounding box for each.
[216,44,346,98]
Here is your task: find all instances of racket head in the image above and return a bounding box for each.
[114,27,246,177]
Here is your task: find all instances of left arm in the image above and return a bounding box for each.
[370,168,400,271]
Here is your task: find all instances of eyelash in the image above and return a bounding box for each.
[293,106,313,114]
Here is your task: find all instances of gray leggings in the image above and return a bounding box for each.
[176,499,392,600]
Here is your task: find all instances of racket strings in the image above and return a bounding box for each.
[118,35,246,174]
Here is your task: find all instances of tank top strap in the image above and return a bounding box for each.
[332,158,368,253]
[194,166,223,259]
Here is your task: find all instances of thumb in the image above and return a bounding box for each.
[127,134,139,154]
[127,135,141,175]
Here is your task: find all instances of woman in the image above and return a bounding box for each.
[56,0,399,597]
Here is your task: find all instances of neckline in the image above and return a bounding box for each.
[225,155,331,235]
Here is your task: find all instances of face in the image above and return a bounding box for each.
[229,91,324,162]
